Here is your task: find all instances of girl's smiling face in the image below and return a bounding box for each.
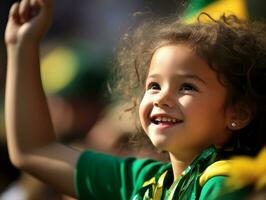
[139,44,234,157]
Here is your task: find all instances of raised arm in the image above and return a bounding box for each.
[5,0,80,197]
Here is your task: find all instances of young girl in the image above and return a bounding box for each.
[5,0,266,199]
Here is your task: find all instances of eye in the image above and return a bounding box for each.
[179,83,198,92]
[147,82,161,90]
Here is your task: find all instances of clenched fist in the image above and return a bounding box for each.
[5,0,53,46]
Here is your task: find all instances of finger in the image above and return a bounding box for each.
[38,0,53,8]
[9,2,20,23]
[33,0,53,25]
[18,0,31,23]
[30,0,52,9]
[37,0,53,14]
[29,0,52,19]
[29,0,41,18]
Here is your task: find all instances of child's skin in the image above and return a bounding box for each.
[5,0,78,197]
[5,0,252,198]
[139,44,245,179]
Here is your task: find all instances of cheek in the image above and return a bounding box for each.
[179,95,224,113]
[178,96,200,111]
[138,95,151,130]
[139,98,147,123]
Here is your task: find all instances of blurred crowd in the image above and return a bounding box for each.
[0,0,266,199]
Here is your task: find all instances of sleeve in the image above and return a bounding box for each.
[74,150,162,200]
[199,176,228,200]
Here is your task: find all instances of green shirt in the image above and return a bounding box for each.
[74,146,227,200]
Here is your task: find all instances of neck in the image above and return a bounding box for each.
[169,151,199,180]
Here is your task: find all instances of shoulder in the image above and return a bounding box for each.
[199,176,228,200]
[75,150,166,200]
[199,160,231,186]
[75,150,165,184]
[199,160,231,200]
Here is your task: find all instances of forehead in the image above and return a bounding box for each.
[148,44,216,82]
[149,45,205,73]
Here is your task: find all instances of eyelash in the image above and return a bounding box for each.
[146,82,198,92]
[179,83,198,92]
[147,82,160,90]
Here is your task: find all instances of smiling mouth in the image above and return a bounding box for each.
[150,116,183,125]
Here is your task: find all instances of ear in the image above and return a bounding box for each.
[227,102,254,131]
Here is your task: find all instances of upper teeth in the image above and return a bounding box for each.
[154,117,177,123]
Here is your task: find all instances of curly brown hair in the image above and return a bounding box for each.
[112,13,266,156]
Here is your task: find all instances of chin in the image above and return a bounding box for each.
[150,139,170,152]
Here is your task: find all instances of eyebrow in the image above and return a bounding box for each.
[147,74,207,85]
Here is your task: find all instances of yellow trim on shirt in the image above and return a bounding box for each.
[200,160,231,186]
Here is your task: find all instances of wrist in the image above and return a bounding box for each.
[7,42,40,72]
[6,41,40,54]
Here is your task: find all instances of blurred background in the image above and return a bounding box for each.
[0,0,266,199]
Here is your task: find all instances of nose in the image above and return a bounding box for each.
[154,89,176,108]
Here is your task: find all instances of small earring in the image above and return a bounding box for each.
[231,122,237,128]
